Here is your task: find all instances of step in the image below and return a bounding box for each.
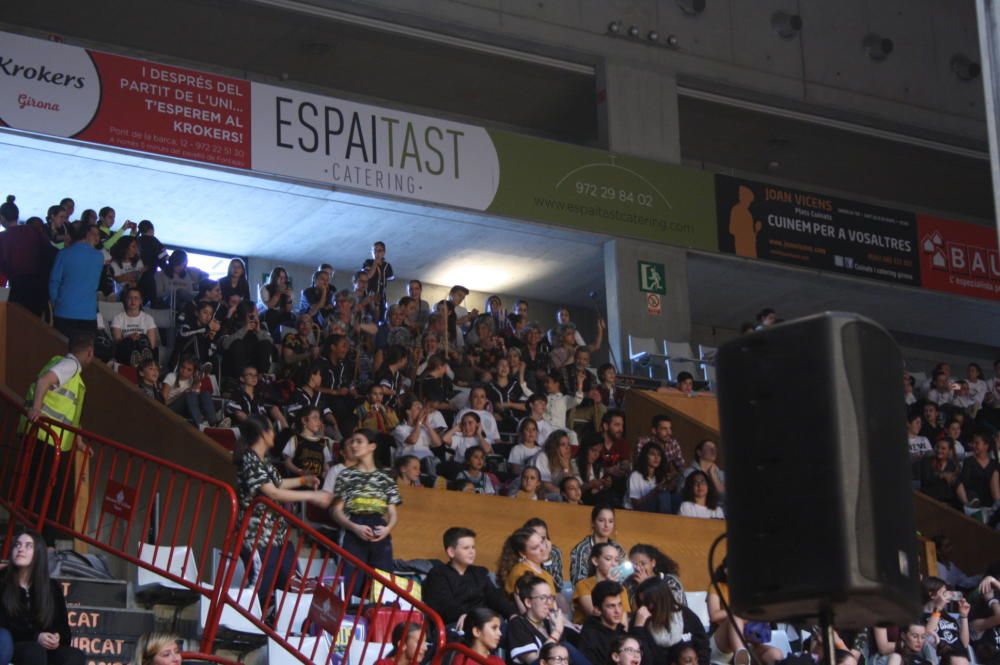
[68,605,155,665]
[56,576,128,609]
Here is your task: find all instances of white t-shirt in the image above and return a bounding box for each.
[455,408,500,443]
[508,444,540,468]
[968,379,988,405]
[162,373,193,402]
[111,311,156,337]
[111,258,144,278]
[626,471,657,509]
[48,355,82,388]
[908,435,932,458]
[450,434,483,462]
[532,452,571,484]
[322,463,349,493]
[393,423,436,458]
[926,388,954,406]
[678,502,725,519]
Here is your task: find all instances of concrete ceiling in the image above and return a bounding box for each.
[687,251,1000,351]
[0,130,607,304]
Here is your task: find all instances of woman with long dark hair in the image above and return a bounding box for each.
[0,530,85,665]
[632,579,709,665]
[678,471,725,519]
[221,258,251,303]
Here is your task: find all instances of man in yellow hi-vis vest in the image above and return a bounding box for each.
[24,331,94,542]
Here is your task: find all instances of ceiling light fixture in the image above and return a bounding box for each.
[627,25,640,38]
[608,21,622,34]
[648,30,660,42]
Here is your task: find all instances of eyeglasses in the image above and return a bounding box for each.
[530,594,555,602]
[619,647,641,655]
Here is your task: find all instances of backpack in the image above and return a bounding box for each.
[48,549,114,579]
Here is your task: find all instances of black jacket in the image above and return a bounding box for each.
[578,616,627,665]
[631,606,711,665]
[422,561,516,625]
[0,575,72,645]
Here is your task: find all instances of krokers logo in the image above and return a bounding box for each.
[0,32,100,137]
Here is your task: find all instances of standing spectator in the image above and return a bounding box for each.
[220,258,251,303]
[537,371,583,446]
[49,222,103,337]
[577,581,628,665]
[678,471,725,519]
[331,429,402,589]
[108,236,145,298]
[45,204,70,246]
[0,530,86,665]
[407,279,430,326]
[234,417,331,607]
[282,406,334,480]
[422,527,517,628]
[2,213,56,317]
[317,335,358,435]
[362,241,395,321]
[569,506,628,584]
[136,221,170,305]
[111,287,159,367]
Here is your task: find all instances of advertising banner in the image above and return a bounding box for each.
[917,214,1000,300]
[487,131,718,251]
[0,32,250,168]
[715,175,920,287]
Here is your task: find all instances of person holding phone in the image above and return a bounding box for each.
[505,575,588,665]
[922,577,971,659]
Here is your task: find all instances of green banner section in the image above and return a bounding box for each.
[486,131,718,251]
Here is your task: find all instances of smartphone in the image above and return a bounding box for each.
[946,590,963,602]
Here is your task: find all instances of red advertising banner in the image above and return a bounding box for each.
[0,32,249,168]
[916,215,1000,301]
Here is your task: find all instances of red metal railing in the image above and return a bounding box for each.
[0,387,458,664]
[212,495,446,665]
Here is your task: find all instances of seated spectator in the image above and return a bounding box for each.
[505,574,583,665]
[907,413,933,461]
[678,471,725,519]
[708,562,783,665]
[631,579,709,665]
[423,527,517,628]
[297,269,334,324]
[525,394,556,444]
[684,439,726,501]
[220,258,251,304]
[445,411,494,460]
[511,467,544,500]
[282,406,334,481]
[108,236,145,298]
[918,439,962,509]
[509,418,541,475]
[933,536,983,591]
[598,410,632,478]
[448,479,476,493]
[220,302,275,380]
[259,266,291,311]
[560,477,584,505]
[596,363,625,410]
[393,455,423,489]
[887,624,931,665]
[353,384,398,467]
[904,373,917,406]
[522,518,566,591]
[920,577,970,661]
[0,530,86,665]
[921,402,944,441]
[626,442,674,514]
[636,415,685,473]
[671,371,697,396]
[281,314,320,379]
[533,431,575,496]
[170,301,220,372]
[610,636,643,665]
[374,622,428,665]
[456,385,501,444]
[547,308,603,352]
[154,250,203,310]
[497,528,558,602]
[755,308,777,330]
[316,334,358,435]
[111,287,159,367]
[136,358,163,403]
[179,279,226,329]
[575,439,615,507]
[966,363,989,406]
[970,576,1000,665]
[577,580,628,665]
[956,433,1000,508]
[628,544,686,608]
[569,506,628,584]
[536,371,582,446]
[286,363,340,441]
[549,326,579,371]
[951,382,980,419]
[374,344,409,410]
[162,356,218,427]
[456,447,499,495]
[446,608,504,665]
[227,365,286,430]
[573,543,632,624]
[393,396,444,464]
[374,305,413,357]
[417,354,455,414]
[521,324,551,390]
[132,632,183,665]
[927,372,957,407]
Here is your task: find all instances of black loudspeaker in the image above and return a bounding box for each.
[716,312,920,628]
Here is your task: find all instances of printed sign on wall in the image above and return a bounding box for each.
[917,214,1000,300]
[715,175,920,287]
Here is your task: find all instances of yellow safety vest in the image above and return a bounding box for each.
[22,355,86,452]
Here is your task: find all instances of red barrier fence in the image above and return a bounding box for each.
[0,388,452,664]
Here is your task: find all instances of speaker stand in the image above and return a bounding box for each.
[820,610,837,665]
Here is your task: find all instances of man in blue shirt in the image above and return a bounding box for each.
[49,222,104,337]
